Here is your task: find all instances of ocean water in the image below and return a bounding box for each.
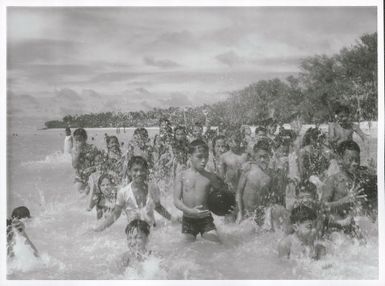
[6,124,378,280]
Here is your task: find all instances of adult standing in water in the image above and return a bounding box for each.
[72,128,104,194]
[64,127,73,155]
[153,118,174,180]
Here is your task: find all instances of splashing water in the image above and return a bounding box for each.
[6,127,378,279]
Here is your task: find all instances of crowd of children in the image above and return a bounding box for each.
[7,105,377,271]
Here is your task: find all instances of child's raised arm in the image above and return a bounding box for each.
[173,171,189,213]
[149,183,172,221]
[321,177,361,211]
[235,168,249,224]
[217,154,226,180]
[352,123,367,142]
[328,122,337,146]
[278,237,291,259]
[87,173,99,211]
[72,143,81,169]
[94,204,123,232]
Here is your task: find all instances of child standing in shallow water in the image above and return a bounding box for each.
[218,130,248,193]
[278,205,326,260]
[72,128,103,194]
[87,174,117,220]
[174,139,221,243]
[206,135,228,175]
[94,156,176,232]
[115,219,152,272]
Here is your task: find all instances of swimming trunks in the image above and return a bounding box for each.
[253,206,266,226]
[322,218,362,238]
[182,215,216,237]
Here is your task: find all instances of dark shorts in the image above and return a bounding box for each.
[323,218,363,239]
[253,206,266,226]
[182,215,216,237]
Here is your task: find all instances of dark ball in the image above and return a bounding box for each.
[208,188,236,216]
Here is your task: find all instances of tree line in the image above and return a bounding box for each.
[45,32,377,129]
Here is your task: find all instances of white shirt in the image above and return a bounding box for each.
[116,183,155,225]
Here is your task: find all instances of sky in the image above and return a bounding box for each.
[6,6,377,124]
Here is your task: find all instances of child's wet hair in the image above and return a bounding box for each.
[11,206,31,219]
[335,104,350,115]
[134,127,149,138]
[275,129,296,147]
[107,135,119,145]
[194,121,203,128]
[255,126,267,135]
[174,125,187,134]
[301,127,324,147]
[188,139,209,154]
[73,128,87,140]
[125,219,151,237]
[262,117,276,127]
[97,173,115,189]
[253,138,272,154]
[337,140,361,156]
[65,127,71,134]
[296,180,317,198]
[290,205,317,224]
[159,117,170,124]
[127,156,148,170]
[205,129,217,141]
[226,128,242,142]
[212,135,227,155]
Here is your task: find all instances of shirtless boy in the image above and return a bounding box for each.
[278,205,326,260]
[174,139,221,242]
[328,105,366,151]
[236,139,272,225]
[218,131,248,192]
[320,140,366,238]
[189,121,204,142]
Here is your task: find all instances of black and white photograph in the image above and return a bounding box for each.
[2,1,384,282]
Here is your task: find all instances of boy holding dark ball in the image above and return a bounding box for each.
[174,139,222,243]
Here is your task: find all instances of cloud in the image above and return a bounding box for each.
[154,30,197,46]
[87,72,153,83]
[7,39,80,65]
[55,88,82,101]
[160,92,193,107]
[140,100,153,110]
[6,6,377,121]
[7,91,42,117]
[143,56,180,69]
[8,92,39,107]
[205,26,250,47]
[215,51,244,67]
[82,89,101,98]
[8,63,99,86]
[252,56,303,68]
[135,87,151,95]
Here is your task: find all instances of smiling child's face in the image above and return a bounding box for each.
[100,178,112,194]
[295,220,315,242]
[127,228,148,251]
[214,139,227,156]
[130,163,147,183]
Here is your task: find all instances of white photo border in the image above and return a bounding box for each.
[1,1,383,286]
